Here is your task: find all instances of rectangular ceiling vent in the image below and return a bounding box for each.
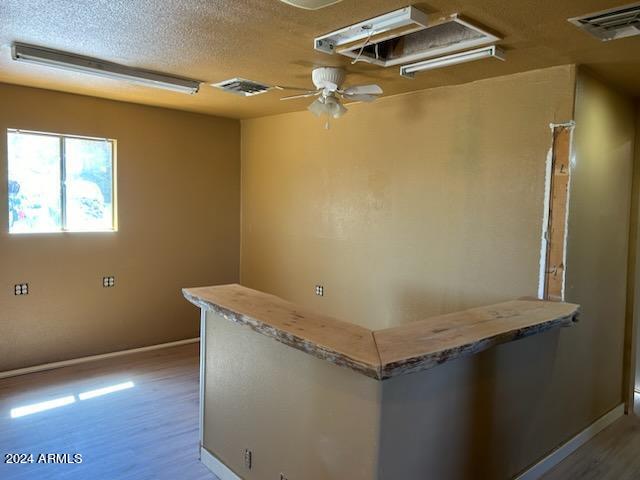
[211,78,273,96]
[569,3,640,41]
[315,10,500,68]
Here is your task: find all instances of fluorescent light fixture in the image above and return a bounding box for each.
[12,43,201,94]
[78,381,135,400]
[10,395,76,418]
[315,6,428,54]
[335,14,501,68]
[400,45,506,78]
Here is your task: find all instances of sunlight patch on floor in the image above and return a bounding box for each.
[79,381,134,400]
[10,395,76,418]
[9,380,135,418]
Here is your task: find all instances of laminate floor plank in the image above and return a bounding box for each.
[0,344,216,480]
[542,395,640,480]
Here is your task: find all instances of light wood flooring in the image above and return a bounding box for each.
[0,344,216,480]
[2,343,640,480]
[542,394,640,480]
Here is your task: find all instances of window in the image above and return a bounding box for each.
[7,129,116,233]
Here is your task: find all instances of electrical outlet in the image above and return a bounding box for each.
[315,284,324,296]
[14,283,28,295]
[243,449,252,470]
[102,276,115,288]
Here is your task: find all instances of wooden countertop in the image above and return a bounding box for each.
[183,285,380,378]
[183,284,580,381]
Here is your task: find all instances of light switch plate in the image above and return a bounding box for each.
[102,276,115,288]
[14,283,28,295]
[315,285,324,296]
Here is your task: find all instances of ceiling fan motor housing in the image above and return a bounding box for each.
[312,67,346,90]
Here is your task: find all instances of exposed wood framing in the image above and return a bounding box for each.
[543,124,573,301]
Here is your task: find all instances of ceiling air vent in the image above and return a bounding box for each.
[211,78,274,96]
[569,3,640,41]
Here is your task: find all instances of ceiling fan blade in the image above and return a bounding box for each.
[342,84,383,95]
[342,93,377,102]
[280,91,321,101]
[275,85,315,92]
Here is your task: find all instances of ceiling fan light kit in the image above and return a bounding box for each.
[308,94,347,119]
[279,66,384,122]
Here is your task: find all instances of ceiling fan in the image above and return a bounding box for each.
[279,67,383,121]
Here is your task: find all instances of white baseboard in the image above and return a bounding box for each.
[515,403,625,480]
[0,337,200,380]
[201,447,242,480]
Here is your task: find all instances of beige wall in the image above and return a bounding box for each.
[635,101,640,394]
[203,310,382,480]
[240,65,638,478]
[0,83,240,372]
[241,65,576,329]
[569,70,636,416]
[380,65,637,477]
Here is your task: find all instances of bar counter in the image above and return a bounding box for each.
[183,284,579,380]
[183,283,580,480]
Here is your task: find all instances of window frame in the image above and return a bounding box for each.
[7,128,118,234]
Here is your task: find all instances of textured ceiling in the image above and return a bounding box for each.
[0,0,639,119]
